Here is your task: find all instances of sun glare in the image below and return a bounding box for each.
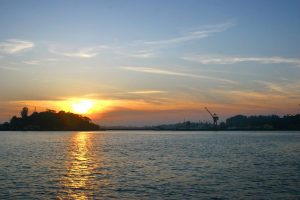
[71,100,94,114]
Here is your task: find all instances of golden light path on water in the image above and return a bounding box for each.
[57,132,99,200]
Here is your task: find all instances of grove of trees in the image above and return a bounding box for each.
[0,107,100,131]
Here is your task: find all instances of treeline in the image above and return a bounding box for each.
[152,114,300,131]
[226,114,300,130]
[0,107,100,131]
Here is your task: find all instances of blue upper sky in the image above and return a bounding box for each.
[0,0,300,125]
[0,0,299,52]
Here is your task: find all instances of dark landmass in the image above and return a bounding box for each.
[104,114,300,131]
[1,107,299,131]
[0,107,101,131]
[225,114,300,130]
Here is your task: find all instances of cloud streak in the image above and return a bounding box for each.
[144,22,235,46]
[49,45,110,58]
[127,90,166,94]
[0,66,21,71]
[23,58,59,65]
[183,55,300,66]
[254,80,300,97]
[45,21,234,59]
[0,39,34,54]
[124,50,157,58]
[121,66,237,84]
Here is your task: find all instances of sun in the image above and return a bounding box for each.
[71,100,94,114]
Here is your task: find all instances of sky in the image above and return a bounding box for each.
[0,0,300,126]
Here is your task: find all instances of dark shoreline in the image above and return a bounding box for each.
[1,129,299,132]
[1,108,299,132]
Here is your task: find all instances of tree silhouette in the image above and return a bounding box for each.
[20,107,29,119]
[0,108,101,131]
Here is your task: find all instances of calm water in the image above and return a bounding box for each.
[0,131,299,199]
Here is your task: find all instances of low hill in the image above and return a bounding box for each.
[0,107,101,131]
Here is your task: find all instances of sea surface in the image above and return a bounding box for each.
[0,131,299,199]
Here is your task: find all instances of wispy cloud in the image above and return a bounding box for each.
[23,58,59,65]
[123,50,157,58]
[121,66,237,84]
[254,80,285,93]
[0,66,21,71]
[45,22,234,59]
[254,80,300,97]
[208,78,300,113]
[0,39,34,54]
[183,55,300,66]
[127,90,166,94]
[119,21,235,58]
[144,21,235,46]
[49,45,110,58]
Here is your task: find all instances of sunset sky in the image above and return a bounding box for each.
[0,0,300,125]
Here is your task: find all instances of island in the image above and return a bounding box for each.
[0,107,101,131]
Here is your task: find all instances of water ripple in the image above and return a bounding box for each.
[0,131,299,199]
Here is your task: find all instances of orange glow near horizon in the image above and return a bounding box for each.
[9,98,115,116]
[5,94,299,125]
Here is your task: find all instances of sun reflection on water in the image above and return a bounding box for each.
[58,132,98,200]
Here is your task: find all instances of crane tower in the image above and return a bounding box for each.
[204,107,219,126]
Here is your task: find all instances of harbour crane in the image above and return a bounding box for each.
[205,107,219,126]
